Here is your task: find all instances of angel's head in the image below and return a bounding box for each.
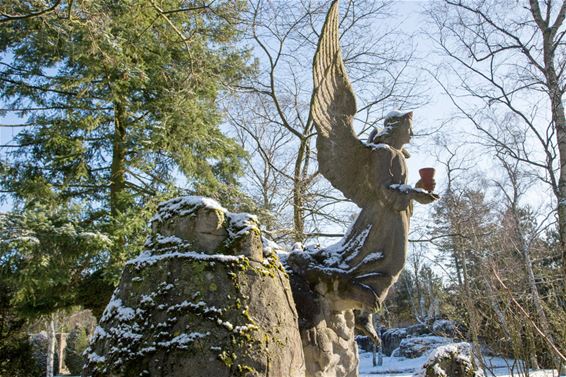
[370,111,414,149]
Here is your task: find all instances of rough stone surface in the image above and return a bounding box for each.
[290,272,358,377]
[380,323,431,356]
[380,327,408,356]
[398,336,452,359]
[414,342,484,377]
[83,196,305,377]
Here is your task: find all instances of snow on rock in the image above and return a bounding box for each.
[226,212,259,238]
[145,195,269,262]
[127,250,243,270]
[83,195,304,377]
[413,342,484,377]
[101,297,136,322]
[149,196,225,224]
[262,236,284,256]
[381,323,432,356]
[399,335,453,359]
[381,327,408,356]
[156,332,209,349]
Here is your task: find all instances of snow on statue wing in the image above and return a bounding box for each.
[311,0,376,208]
[305,0,415,312]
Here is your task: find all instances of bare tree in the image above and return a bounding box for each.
[490,153,564,367]
[426,0,566,280]
[430,137,565,368]
[229,0,427,243]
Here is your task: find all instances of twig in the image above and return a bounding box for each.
[491,266,566,363]
[0,0,62,22]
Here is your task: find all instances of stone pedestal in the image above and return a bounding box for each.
[290,272,358,377]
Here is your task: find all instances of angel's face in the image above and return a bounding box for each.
[387,116,413,147]
[398,120,414,145]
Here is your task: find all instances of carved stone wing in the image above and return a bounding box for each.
[312,0,375,207]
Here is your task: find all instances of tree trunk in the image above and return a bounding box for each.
[372,343,376,367]
[550,91,566,279]
[110,101,127,217]
[452,251,464,287]
[529,0,566,291]
[545,59,566,283]
[46,316,56,377]
[109,100,128,266]
[461,248,481,368]
[292,137,307,242]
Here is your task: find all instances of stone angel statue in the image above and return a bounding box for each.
[288,0,438,319]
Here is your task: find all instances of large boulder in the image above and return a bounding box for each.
[380,327,407,356]
[355,335,374,353]
[413,342,484,377]
[381,323,432,356]
[399,336,452,359]
[83,196,305,377]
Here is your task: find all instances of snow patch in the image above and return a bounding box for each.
[367,142,394,151]
[101,297,136,322]
[127,250,242,269]
[150,196,225,223]
[156,332,209,349]
[386,109,412,119]
[226,212,259,238]
[86,352,106,364]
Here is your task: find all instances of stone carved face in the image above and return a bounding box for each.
[392,116,413,146]
[375,111,414,148]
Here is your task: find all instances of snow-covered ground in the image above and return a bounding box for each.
[358,351,560,377]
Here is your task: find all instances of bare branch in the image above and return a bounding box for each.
[0,0,62,22]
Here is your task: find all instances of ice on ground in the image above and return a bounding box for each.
[358,351,559,377]
[358,351,427,376]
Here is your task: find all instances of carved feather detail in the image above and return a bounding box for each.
[311,0,375,207]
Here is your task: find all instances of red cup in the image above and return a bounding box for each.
[418,168,436,192]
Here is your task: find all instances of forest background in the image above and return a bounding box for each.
[0,0,564,375]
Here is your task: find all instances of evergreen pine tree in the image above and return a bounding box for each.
[0,0,251,313]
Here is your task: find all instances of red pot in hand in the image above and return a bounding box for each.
[418,168,436,192]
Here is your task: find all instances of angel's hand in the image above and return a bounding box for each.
[411,190,439,204]
[415,179,436,192]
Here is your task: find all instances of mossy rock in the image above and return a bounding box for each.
[416,343,484,377]
[83,196,304,377]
